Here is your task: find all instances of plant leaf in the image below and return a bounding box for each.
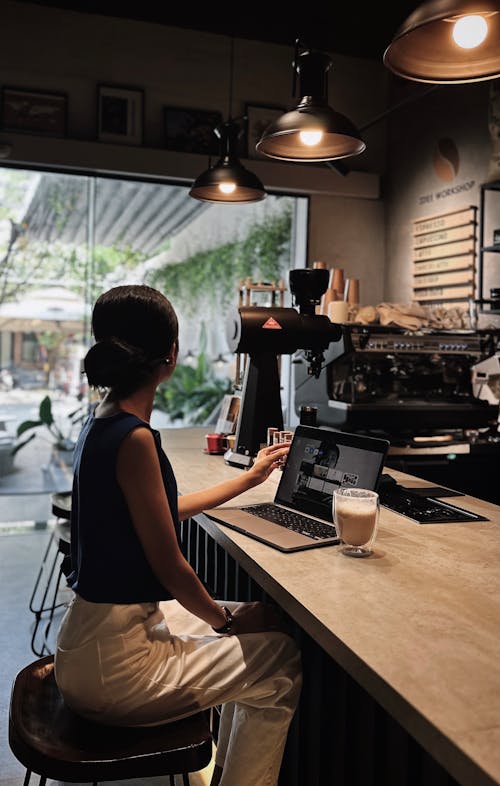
[16,419,42,437]
[39,395,54,426]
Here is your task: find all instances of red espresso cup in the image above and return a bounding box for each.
[205,433,226,453]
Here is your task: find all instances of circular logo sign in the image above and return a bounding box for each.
[433,138,460,182]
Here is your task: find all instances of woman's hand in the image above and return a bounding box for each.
[178,441,291,519]
[246,441,291,485]
[230,601,292,636]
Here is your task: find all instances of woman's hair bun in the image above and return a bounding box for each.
[84,337,152,395]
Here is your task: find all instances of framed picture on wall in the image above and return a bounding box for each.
[245,103,284,159]
[1,86,67,136]
[97,84,144,145]
[163,106,223,156]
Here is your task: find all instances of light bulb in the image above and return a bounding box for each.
[452,15,488,48]
[299,130,323,147]
[219,182,236,194]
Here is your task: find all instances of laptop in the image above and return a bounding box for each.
[206,425,390,552]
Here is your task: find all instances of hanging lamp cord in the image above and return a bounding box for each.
[292,38,300,98]
[228,36,235,121]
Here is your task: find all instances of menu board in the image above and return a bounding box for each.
[412,206,477,307]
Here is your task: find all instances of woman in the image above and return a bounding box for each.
[54,284,302,786]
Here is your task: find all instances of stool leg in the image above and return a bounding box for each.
[29,531,56,614]
[42,562,66,653]
[169,776,175,786]
[182,774,190,786]
[31,552,70,656]
[22,770,31,786]
[38,777,46,786]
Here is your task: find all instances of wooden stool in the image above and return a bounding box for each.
[9,656,213,786]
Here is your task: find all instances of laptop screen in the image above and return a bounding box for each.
[275,426,389,523]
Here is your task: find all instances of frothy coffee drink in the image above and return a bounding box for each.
[336,502,377,546]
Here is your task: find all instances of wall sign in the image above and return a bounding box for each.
[413,206,477,307]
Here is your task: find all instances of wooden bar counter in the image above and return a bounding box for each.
[160,427,500,786]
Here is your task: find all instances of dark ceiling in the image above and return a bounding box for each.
[20,1,420,60]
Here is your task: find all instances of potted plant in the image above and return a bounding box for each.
[12,394,87,466]
[154,352,232,425]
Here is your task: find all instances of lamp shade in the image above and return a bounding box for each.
[256,50,366,162]
[190,122,266,203]
[383,0,500,83]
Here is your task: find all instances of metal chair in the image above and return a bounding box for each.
[29,493,72,656]
[9,655,213,786]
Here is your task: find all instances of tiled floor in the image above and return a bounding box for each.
[0,524,214,786]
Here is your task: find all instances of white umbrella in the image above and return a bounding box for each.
[0,287,89,333]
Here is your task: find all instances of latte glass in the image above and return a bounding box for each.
[333,488,379,557]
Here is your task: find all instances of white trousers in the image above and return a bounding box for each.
[55,595,302,786]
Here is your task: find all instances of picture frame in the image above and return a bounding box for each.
[163,106,223,156]
[245,104,285,159]
[1,86,67,137]
[97,84,144,145]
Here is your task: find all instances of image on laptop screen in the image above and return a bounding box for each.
[275,427,388,523]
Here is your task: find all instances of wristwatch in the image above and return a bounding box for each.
[212,606,234,634]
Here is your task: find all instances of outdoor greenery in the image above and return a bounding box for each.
[57,243,146,302]
[0,170,147,310]
[149,207,292,314]
[1,171,298,435]
[13,395,87,455]
[154,352,232,425]
[37,330,65,385]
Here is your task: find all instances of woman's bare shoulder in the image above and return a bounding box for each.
[121,424,156,451]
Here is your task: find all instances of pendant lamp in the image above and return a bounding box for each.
[189,39,266,204]
[189,121,266,203]
[383,0,500,83]
[256,44,365,162]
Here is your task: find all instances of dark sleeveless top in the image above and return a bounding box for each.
[67,409,180,603]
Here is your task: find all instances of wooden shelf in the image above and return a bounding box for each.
[478,183,500,307]
[0,131,380,199]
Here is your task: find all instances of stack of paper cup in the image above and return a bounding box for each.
[320,285,337,315]
[345,278,360,306]
[328,300,349,323]
[332,268,345,300]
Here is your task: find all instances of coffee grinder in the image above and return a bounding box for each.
[224,267,351,468]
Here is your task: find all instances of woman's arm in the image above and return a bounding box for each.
[177,441,290,519]
[116,427,228,630]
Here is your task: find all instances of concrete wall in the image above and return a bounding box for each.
[0,1,388,298]
[385,80,500,326]
[308,194,386,305]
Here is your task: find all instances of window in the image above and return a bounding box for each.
[0,166,308,426]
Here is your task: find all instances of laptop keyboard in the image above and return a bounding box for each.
[242,504,338,540]
[379,486,485,523]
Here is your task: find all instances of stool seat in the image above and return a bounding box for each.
[51,491,72,520]
[9,655,213,783]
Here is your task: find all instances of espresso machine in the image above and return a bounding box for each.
[295,325,499,435]
[294,324,500,502]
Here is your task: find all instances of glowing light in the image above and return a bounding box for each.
[452,15,488,48]
[219,182,236,194]
[299,130,323,146]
